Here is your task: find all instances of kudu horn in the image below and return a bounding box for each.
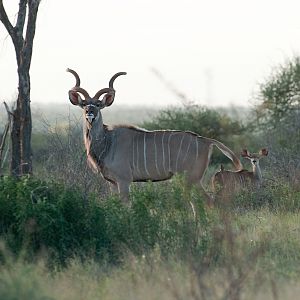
[66,68,91,99]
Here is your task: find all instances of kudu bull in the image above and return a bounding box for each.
[212,148,268,198]
[67,69,243,205]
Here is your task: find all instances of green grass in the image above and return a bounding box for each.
[1,176,300,299]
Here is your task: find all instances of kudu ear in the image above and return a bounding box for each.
[101,91,115,107]
[241,149,250,157]
[259,148,268,156]
[68,90,83,106]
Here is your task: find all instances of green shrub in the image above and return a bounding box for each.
[255,56,300,129]
[232,180,300,212]
[0,176,208,267]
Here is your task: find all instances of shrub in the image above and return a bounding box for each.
[229,179,300,212]
[0,176,208,267]
[255,56,300,130]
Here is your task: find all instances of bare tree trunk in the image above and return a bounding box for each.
[11,69,33,175]
[0,0,40,176]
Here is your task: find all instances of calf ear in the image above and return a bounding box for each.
[68,90,82,106]
[241,149,250,157]
[102,91,115,107]
[260,148,268,156]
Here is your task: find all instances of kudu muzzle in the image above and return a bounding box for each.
[85,104,97,124]
[86,113,94,123]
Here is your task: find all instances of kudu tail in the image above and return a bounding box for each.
[210,139,243,171]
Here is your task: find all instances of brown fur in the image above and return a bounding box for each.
[212,148,268,200]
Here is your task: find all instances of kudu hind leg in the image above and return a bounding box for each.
[198,182,214,208]
[188,174,214,208]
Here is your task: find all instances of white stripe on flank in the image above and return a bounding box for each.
[154,132,161,176]
[175,134,185,172]
[195,136,199,162]
[144,133,150,177]
[168,132,174,171]
[162,131,166,174]
[132,136,136,174]
[136,135,141,176]
[183,134,192,163]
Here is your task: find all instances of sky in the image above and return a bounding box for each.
[0,0,300,108]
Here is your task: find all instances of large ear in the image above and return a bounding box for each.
[101,91,115,107]
[68,90,82,106]
[241,149,250,157]
[259,148,268,156]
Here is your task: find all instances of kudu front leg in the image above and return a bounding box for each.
[117,181,131,204]
[109,182,119,194]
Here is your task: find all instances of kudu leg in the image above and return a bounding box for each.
[117,181,130,204]
[109,182,119,194]
[198,182,214,208]
[189,175,214,209]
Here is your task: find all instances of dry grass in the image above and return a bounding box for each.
[1,209,300,300]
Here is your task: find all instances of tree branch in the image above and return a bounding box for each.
[4,101,14,119]
[0,0,16,39]
[15,0,27,38]
[23,0,40,68]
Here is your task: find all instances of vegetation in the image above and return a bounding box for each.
[1,56,300,299]
[255,56,300,129]
[1,175,300,299]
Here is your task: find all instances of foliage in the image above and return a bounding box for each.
[143,105,245,139]
[228,179,300,212]
[1,175,300,298]
[1,208,300,300]
[0,176,208,267]
[32,122,109,199]
[255,56,300,129]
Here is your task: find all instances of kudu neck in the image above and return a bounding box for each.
[84,112,106,140]
[252,162,262,182]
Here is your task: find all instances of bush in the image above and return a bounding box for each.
[255,56,300,129]
[143,105,244,140]
[0,176,208,267]
[228,179,300,212]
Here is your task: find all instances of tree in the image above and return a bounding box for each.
[0,0,41,176]
[255,56,300,129]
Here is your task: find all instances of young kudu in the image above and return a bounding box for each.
[212,148,268,198]
[67,69,243,205]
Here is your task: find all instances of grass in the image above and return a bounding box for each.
[1,175,300,299]
[1,208,300,299]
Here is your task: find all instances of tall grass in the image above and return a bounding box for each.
[1,176,300,299]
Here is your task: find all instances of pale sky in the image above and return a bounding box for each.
[0,0,300,108]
